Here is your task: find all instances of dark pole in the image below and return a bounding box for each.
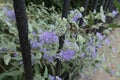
[62,0,70,18]
[108,0,113,11]
[13,0,33,80]
[55,0,70,77]
[104,0,111,11]
[83,0,89,16]
[102,0,105,7]
[79,0,89,26]
[93,0,99,11]
[80,0,89,26]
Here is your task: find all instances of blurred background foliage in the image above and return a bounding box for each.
[25,0,103,12]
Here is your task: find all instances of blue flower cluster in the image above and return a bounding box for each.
[59,49,75,61]
[30,31,77,62]
[72,12,82,22]
[31,31,58,48]
[39,31,58,44]
[6,9,16,21]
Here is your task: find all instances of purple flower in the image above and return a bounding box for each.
[89,36,93,44]
[80,74,89,80]
[72,12,82,22]
[43,53,54,62]
[6,10,16,21]
[49,75,62,80]
[0,48,8,54]
[91,47,97,58]
[84,76,89,80]
[59,49,75,61]
[91,52,97,58]
[32,31,36,35]
[97,44,102,48]
[0,47,8,51]
[39,31,58,44]
[87,36,95,46]
[104,39,110,45]
[80,53,85,58]
[80,73,84,79]
[112,48,116,53]
[30,40,40,49]
[88,46,97,58]
[96,32,104,41]
[112,10,118,16]
[82,22,85,27]
[19,61,23,65]
[13,52,18,57]
[87,37,98,58]
[49,75,55,80]
[110,69,115,76]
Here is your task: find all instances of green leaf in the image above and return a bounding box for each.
[35,52,42,60]
[6,70,23,76]
[33,74,43,80]
[8,42,16,51]
[100,6,106,22]
[0,70,23,80]
[108,23,120,28]
[34,64,40,74]
[4,54,11,65]
[43,67,48,78]
[113,0,120,12]
[88,12,94,27]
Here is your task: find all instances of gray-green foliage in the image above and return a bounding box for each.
[0,1,117,80]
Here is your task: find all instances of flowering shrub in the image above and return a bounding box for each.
[0,1,118,80]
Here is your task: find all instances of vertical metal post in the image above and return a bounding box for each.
[62,0,70,18]
[93,0,99,11]
[13,0,33,80]
[79,0,89,26]
[102,0,105,7]
[92,0,99,24]
[104,0,111,11]
[83,0,89,16]
[55,0,70,77]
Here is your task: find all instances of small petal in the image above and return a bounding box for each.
[105,39,110,45]
[49,75,55,80]
[30,40,39,49]
[80,53,85,58]
[72,12,82,22]
[112,10,118,16]
[112,48,117,53]
[91,52,97,59]
[96,32,104,41]
[110,69,115,76]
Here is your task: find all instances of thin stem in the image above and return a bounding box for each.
[0,64,7,72]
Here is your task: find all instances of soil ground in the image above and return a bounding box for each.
[90,28,120,80]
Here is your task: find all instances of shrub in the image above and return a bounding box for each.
[0,2,117,80]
